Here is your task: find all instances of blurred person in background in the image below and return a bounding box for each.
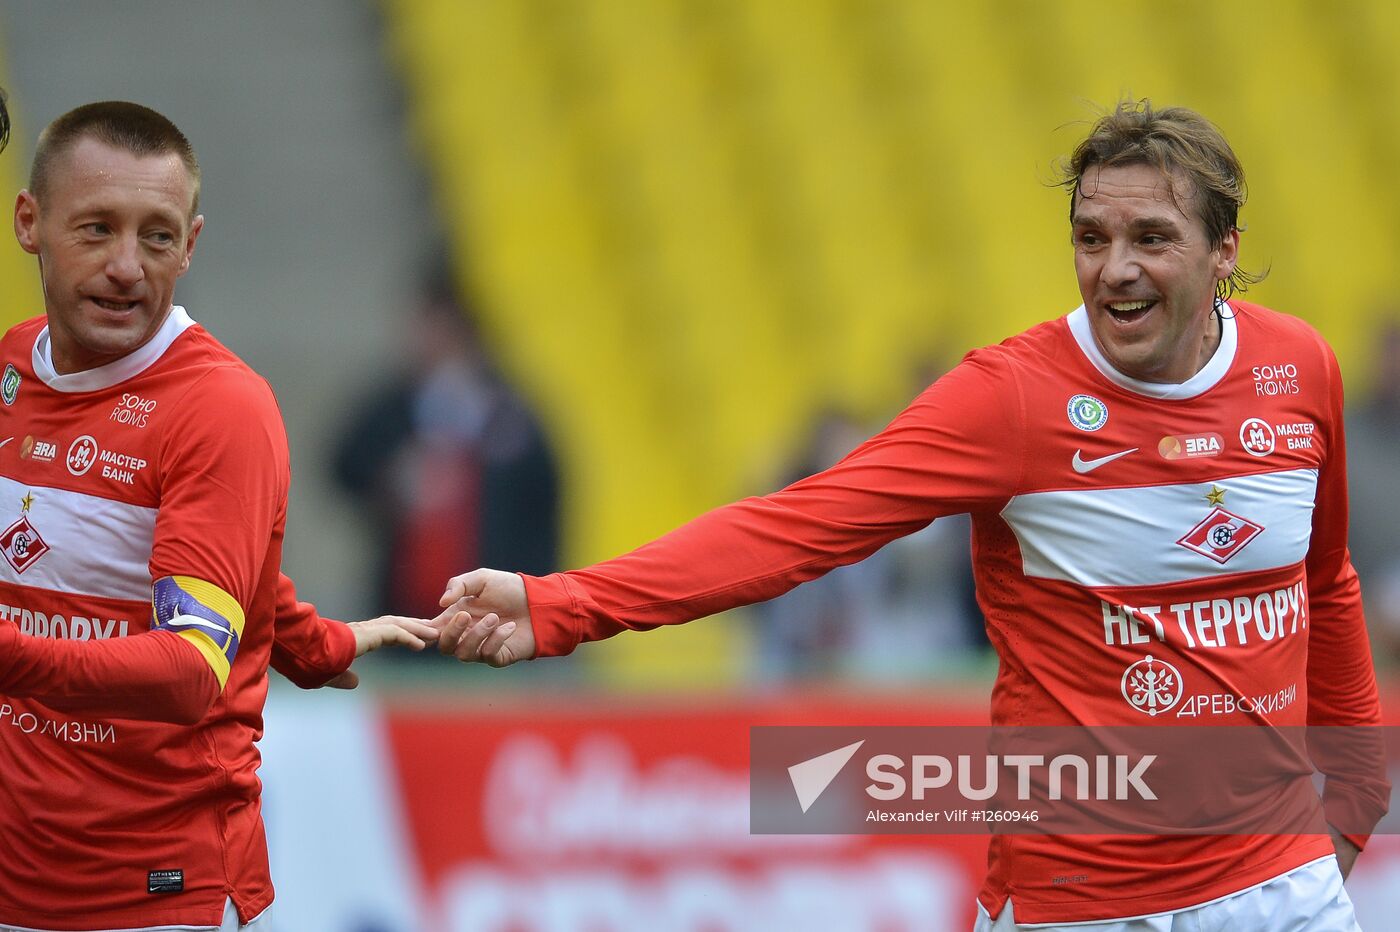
[433,100,1385,930]
[0,97,434,931]
[1344,319,1400,662]
[331,263,558,619]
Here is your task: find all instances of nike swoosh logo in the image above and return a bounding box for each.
[0,438,11,450]
[1072,447,1138,474]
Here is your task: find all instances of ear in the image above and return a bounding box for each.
[13,190,39,255]
[1214,227,1240,282]
[178,214,204,276]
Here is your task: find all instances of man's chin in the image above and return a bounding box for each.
[1097,341,1167,382]
[62,327,161,371]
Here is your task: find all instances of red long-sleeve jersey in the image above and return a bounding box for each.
[521,301,1386,922]
[0,309,354,929]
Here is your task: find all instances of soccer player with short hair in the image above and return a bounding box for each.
[436,101,1386,929]
[0,98,436,930]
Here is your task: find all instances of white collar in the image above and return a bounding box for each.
[1066,301,1237,400]
[32,305,196,393]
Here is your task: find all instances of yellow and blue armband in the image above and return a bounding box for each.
[151,576,246,689]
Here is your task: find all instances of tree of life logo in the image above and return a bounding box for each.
[1067,394,1109,431]
[1121,655,1183,717]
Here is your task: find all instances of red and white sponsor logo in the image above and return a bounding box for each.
[1158,432,1223,460]
[1252,363,1300,396]
[21,436,58,463]
[1177,507,1264,564]
[1239,418,1275,457]
[1121,655,1184,716]
[66,435,99,476]
[1276,421,1316,451]
[0,515,49,573]
[109,393,157,429]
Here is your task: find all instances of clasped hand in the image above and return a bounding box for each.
[325,567,536,688]
[431,568,536,667]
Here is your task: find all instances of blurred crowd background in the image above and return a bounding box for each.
[2,2,1399,929]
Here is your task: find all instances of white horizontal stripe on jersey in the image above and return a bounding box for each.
[1000,469,1317,588]
[0,477,155,602]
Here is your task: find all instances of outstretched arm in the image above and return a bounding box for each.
[437,351,1023,665]
[270,572,437,689]
[0,573,441,723]
[326,615,440,688]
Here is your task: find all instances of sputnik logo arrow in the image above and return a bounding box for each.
[788,740,865,813]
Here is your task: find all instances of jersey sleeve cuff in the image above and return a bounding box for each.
[521,572,580,658]
[324,618,357,674]
[1341,832,1370,852]
[1323,782,1389,845]
[273,618,357,689]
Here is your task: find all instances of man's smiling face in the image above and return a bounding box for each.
[13,136,203,374]
[1072,162,1239,384]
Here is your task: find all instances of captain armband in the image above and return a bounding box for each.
[151,576,246,689]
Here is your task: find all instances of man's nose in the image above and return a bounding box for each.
[1100,242,1140,289]
[105,235,144,288]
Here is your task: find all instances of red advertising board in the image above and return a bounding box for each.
[261,686,1400,931]
[384,691,992,930]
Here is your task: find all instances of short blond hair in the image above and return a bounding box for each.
[31,101,200,216]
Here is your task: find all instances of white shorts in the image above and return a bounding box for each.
[974,855,1359,931]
